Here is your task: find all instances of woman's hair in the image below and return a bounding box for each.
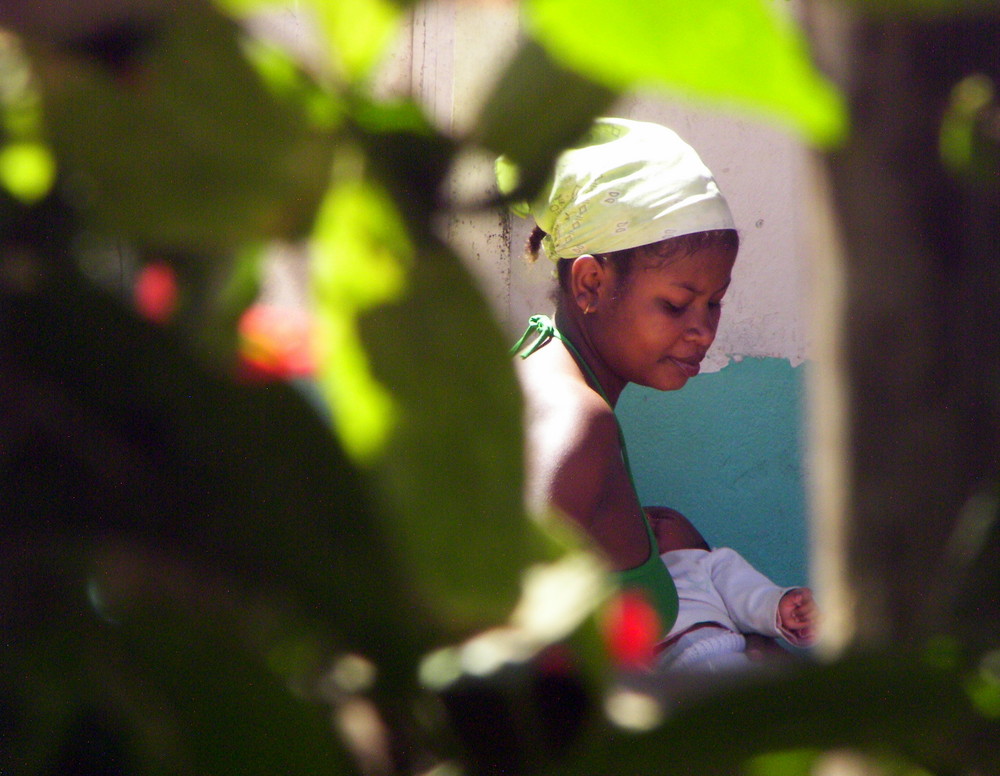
[525,225,739,296]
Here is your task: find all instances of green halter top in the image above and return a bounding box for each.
[512,314,679,632]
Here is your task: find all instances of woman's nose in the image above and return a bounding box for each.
[684,309,716,345]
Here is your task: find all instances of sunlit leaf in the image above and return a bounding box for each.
[0,141,55,202]
[313,0,402,82]
[215,0,422,83]
[213,0,285,13]
[311,155,410,461]
[966,649,1000,718]
[239,34,344,129]
[523,0,847,147]
[311,119,536,631]
[348,96,457,226]
[745,748,821,776]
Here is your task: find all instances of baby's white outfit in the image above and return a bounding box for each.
[656,547,806,674]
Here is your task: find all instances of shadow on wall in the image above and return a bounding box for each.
[618,356,809,587]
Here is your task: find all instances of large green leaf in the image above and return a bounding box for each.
[358,237,542,633]
[115,609,359,776]
[33,2,331,251]
[310,112,537,633]
[523,0,847,147]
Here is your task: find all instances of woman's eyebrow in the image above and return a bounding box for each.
[672,279,732,295]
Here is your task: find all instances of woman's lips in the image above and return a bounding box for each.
[669,357,702,378]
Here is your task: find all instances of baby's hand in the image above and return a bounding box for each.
[778,587,818,646]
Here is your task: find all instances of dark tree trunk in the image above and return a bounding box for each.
[807,3,1000,650]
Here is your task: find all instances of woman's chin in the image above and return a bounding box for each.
[641,374,689,392]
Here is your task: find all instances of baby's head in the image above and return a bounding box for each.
[646,506,711,553]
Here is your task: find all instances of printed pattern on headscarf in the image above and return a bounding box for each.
[498,118,735,261]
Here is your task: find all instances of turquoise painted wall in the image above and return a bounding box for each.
[617,357,809,588]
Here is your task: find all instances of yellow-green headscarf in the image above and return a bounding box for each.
[497,117,734,261]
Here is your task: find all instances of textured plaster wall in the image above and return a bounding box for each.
[619,359,809,586]
[386,1,816,587]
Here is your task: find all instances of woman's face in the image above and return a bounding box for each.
[591,243,737,392]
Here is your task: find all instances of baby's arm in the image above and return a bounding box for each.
[777,588,818,646]
[645,506,710,552]
[700,548,819,646]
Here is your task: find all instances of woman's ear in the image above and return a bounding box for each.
[569,254,606,314]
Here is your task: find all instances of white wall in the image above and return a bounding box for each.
[381,0,815,373]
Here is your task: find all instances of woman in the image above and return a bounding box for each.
[507,117,740,636]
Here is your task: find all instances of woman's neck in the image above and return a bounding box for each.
[553,304,627,407]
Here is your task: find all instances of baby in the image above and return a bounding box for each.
[646,507,818,674]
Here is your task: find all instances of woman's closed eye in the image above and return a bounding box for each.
[661,299,687,315]
[660,299,724,315]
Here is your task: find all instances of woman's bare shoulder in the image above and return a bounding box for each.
[517,349,616,446]
[516,349,621,517]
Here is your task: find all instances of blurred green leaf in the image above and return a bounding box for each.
[474,38,617,204]
[2,580,358,776]
[966,649,1000,718]
[347,97,456,223]
[0,272,442,685]
[116,608,359,776]
[358,238,542,632]
[213,0,288,13]
[0,547,94,775]
[240,33,344,129]
[550,653,1000,776]
[940,73,1000,190]
[523,0,847,147]
[0,140,55,202]
[313,0,403,83]
[0,32,45,140]
[744,748,822,776]
[311,112,538,633]
[215,0,420,83]
[34,3,331,251]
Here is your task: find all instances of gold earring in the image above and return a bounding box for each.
[584,303,595,314]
